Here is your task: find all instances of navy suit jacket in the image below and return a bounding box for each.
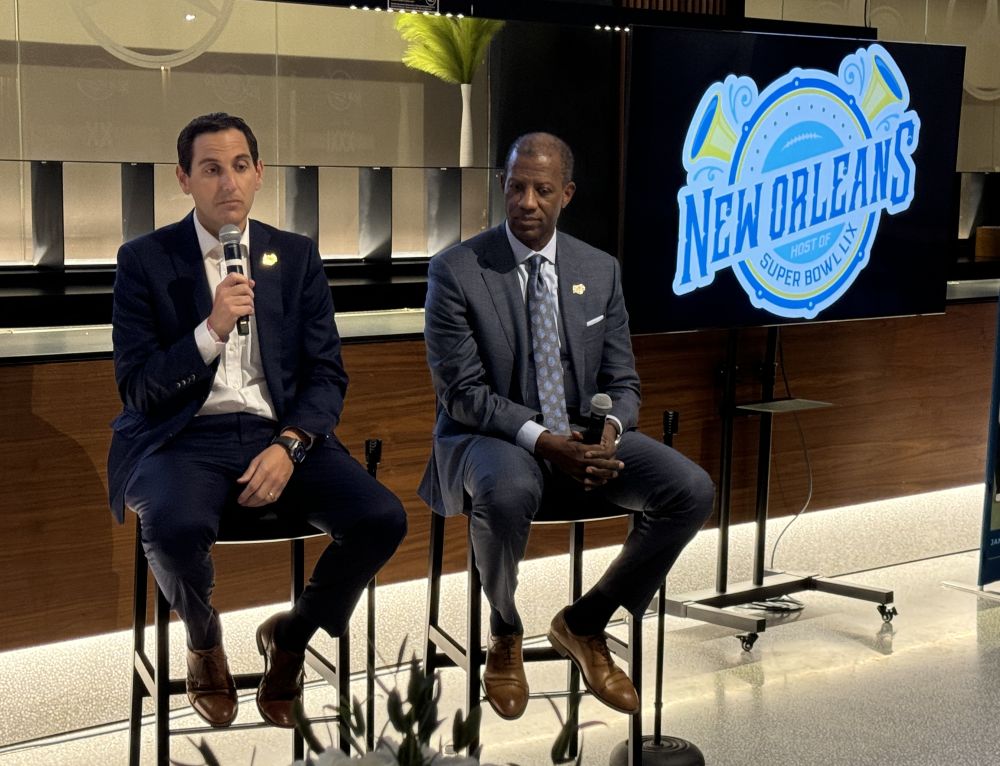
[418,224,641,516]
[107,212,347,522]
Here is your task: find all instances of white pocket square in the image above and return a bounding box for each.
[585,314,605,327]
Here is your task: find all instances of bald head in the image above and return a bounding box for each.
[503,132,575,186]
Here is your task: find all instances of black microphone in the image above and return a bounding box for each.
[218,224,249,336]
[583,392,613,445]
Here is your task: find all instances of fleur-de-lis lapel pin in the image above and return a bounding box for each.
[572,283,586,295]
[261,252,278,267]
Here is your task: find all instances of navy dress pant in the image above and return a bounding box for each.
[125,413,407,649]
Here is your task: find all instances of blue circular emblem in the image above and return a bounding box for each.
[730,75,876,317]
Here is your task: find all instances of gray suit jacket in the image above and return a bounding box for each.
[419,224,641,516]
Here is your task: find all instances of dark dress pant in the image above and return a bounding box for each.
[462,430,715,633]
[125,413,407,649]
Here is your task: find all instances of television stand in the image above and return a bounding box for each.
[665,327,897,650]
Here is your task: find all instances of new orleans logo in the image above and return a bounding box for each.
[675,44,920,319]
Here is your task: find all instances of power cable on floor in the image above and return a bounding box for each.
[768,329,814,571]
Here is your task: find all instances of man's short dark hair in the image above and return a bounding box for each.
[503,132,575,185]
[177,113,259,175]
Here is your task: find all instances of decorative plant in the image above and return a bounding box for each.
[174,637,598,765]
[395,14,505,167]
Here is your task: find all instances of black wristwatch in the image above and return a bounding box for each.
[271,434,308,464]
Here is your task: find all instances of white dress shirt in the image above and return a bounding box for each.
[191,214,277,420]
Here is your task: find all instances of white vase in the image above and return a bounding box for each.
[459,82,473,167]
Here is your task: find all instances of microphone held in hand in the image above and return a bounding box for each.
[219,224,249,336]
[583,392,613,445]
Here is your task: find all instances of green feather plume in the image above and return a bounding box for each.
[396,15,505,85]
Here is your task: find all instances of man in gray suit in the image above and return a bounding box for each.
[420,133,714,719]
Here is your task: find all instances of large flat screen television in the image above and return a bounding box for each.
[621,26,966,334]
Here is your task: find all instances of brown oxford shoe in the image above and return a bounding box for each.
[186,644,238,728]
[548,608,639,715]
[255,612,305,729]
[483,633,529,720]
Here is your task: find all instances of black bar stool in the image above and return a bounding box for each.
[128,438,383,765]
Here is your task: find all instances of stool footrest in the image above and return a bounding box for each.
[134,713,344,740]
[132,653,155,692]
[132,662,346,696]
[427,625,474,670]
[305,646,343,689]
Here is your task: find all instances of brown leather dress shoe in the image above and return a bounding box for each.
[548,608,639,715]
[186,644,238,728]
[256,612,306,729]
[483,633,529,720]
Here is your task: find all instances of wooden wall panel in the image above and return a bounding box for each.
[0,361,130,649]
[770,304,996,513]
[630,303,996,522]
[0,302,995,651]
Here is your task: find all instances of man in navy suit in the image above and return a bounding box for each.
[108,113,406,729]
[420,133,714,720]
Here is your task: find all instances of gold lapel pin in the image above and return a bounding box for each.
[262,252,278,267]
[572,283,586,295]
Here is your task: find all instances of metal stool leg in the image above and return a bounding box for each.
[129,523,171,766]
[291,537,351,757]
[129,529,147,766]
[154,582,170,766]
[366,577,376,752]
[566,523,585,759]
[337,622,352,754]
[627,608,643,766]
[363,438,381,753]
[424,513,445,678]
[466,525,483,755]
[291,539,306,761]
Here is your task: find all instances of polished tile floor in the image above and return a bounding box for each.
[1,484,995,765]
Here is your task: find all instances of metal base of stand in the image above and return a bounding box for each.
[942,581,1000,601]
[666,570,896,647]
[609,735,705,766]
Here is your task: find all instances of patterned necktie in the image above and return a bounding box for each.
[527,254,571,435]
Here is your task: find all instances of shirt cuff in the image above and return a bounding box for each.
[606,415,623,438]
[516,419,549,453]
[195,320,224,364]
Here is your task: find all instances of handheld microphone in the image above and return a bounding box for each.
[218,224,249,336]
[583,392,613,445]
